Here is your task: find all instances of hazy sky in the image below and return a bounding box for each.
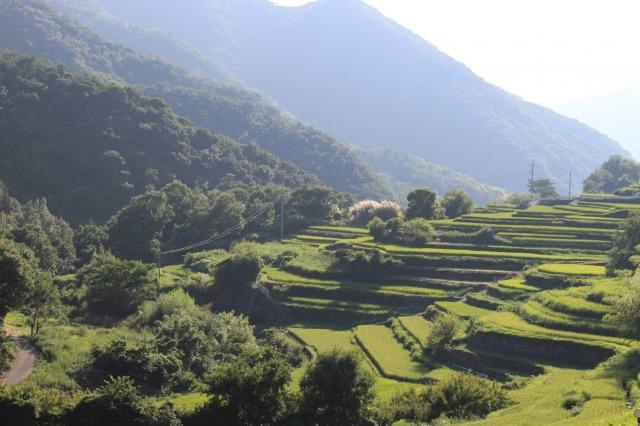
[272,0,640,159]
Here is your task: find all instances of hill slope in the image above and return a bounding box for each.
[0,0,391,200]
[0,53,313,222]
[96,0,628,192]
[357,148,506,204]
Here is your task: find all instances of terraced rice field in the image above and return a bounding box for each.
[273,197,640,424]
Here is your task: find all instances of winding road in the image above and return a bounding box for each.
[0,326,36,385]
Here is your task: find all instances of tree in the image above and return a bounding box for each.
[19,274,63,336]
[584,155,640,194]
[85,339,181,394]
[202,347,292,426]
[66,376,181,426]
[442,189,474,218]
[608,212,640,272]
[74,222,108,266]
[153,310,256,377]
[286,185,352,230]
[0,237,37,319]
[299,349,374,425]
[528,179,559,198]
[405,188,441,220]
[605,270,640,339]
[213,243,264,289]
[424,313,459,357]
[81,258,155,318]
[107,191,174,262]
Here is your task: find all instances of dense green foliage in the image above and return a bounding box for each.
[0,0,392,201]
[0,182,75,274]
[608,212,640,271]
[299,350,374,426]
[376,373,508,423]
[0,53,312,223]
[0,237,38,319]
[67,376,181,426]
[368,217,436,246]
[528,179,559,198]
[201,347,291,426]
[79,257,154,318]
[584,156,640,194]
[442,189,474,218]
[406,189,443,220]
[423,313,460,357]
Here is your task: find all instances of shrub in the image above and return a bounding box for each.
[349,200,402,226]
[198,347,292,426]
[84,339,181,395]
[442,189,474,218]
[424,313,459,357]
[132,289,199,328]
[66,376,181,426]
[367,217,435,246]
[375,373,508,423]
[80,258,155,319]
[214,244,264,289]
[153,310,256,377]
[298,349,374,426]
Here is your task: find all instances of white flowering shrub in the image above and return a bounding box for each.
[348,200,401,225]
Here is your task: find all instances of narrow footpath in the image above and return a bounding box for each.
[0,326,36,385]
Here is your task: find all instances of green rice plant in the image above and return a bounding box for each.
[519,301,614,336]
[534,291,611,319]
[537,263,606,276]
[354,239,607,262]
[354,324,437,382]
[288,327,356,354]
[478,312,627,350]
[308,225,369,235]
[398,315,431,345]
[498,278,539,292]
[435,301,494,319]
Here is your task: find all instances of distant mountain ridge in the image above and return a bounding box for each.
[12,0,507,204]
[0,0,393,200]
[95,0,628,193]
[0,53,313,223]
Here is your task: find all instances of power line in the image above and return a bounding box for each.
[160,197,282,256]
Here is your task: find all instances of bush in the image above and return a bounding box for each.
[349,200,401,225]
[333,248,403,277]
[375,373,508,423]
[0,329,14,372]
[198,347,291,426]
[84,339,181,395]
[442,189,474,218]
[423,313,459,357]
[80,258,155,319]
[153,310,256,377]
[66,376,181,426]
[367,217,435,246]
[213,243,264,289]
[298,350,374,426]
[132,289,199,328]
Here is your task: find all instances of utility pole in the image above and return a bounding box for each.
[529,161,535,193]
[568,171,572,200]
[280,197,285,241]
[155,252,161,296]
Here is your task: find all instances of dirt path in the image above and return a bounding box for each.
[0,326,36,385]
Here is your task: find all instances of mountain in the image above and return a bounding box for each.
[43,0,508,204]
[0,0,392,201]
[357,148,506,205]
[0,53,313,223]
[551,90,640,162]
[96,0,628,193]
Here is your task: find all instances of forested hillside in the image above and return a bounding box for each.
[0,0,393,201]
[96,0,628,192]
[0,53,313,222]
